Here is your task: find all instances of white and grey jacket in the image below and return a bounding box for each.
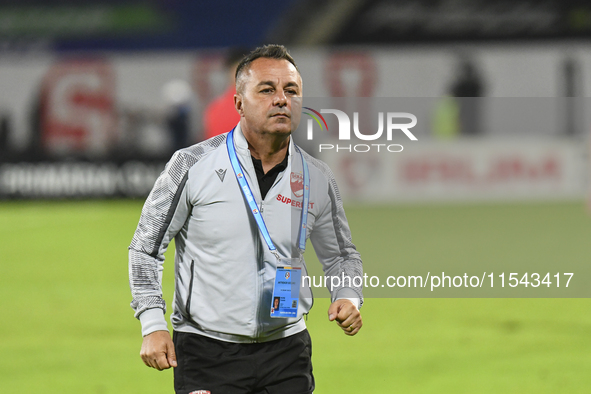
[129,124,363,343]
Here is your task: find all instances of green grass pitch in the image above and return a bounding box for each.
[1,200,590,393]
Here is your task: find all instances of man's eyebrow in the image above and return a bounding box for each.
[256,81,276,87]
[256,80,300,89]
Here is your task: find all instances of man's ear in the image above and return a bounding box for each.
[234,93,244,117]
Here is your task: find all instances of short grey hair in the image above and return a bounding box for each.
[235,44,299,93]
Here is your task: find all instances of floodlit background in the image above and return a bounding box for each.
[1,0,591,392]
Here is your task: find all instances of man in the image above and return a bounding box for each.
[129,44,363,394]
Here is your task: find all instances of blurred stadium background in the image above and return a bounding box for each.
[1,0,591,392]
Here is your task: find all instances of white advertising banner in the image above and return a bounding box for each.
[320,140,587,202]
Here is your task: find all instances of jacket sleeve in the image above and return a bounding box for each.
[128,150,195,336]
[308,162,364,307]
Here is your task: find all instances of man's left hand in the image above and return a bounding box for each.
[328,299,362,336]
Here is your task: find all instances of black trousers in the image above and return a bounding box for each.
[173,330,314,394]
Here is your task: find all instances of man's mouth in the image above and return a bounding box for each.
[271,113,290,118]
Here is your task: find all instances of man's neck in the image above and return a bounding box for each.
[242,126,290,174]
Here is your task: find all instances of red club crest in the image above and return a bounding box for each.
[290,172,304,197]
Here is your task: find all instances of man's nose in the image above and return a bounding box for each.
[273,91,288,106]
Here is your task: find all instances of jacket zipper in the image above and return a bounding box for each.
[253,200,265,340]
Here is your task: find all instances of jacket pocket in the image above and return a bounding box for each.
[299,260,314,314]
[185,260,195,317]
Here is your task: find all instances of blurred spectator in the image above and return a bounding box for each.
[0,112,9,153]
[202,47,249,140]
[433,57,485,139]
[450,57,486,136]
[163,79,193,153]
[562,57,581,136]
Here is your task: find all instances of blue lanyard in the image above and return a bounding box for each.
[226,129,310,259]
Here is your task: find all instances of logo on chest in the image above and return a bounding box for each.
[215,168,227,182]
[290,172,304,198]
[277,194,314,209]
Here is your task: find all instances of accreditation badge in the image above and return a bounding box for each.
[270,266,302,318]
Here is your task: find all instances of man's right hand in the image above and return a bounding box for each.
[140,330,177,370]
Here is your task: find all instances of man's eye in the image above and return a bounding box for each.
[261,88,273,93]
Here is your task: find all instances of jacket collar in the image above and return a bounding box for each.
[233,122,293,167]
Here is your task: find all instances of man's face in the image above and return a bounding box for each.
[235,58,302,136]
